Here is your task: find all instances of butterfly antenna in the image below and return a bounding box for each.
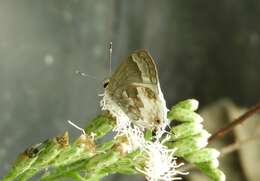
[109,41,113,76]
[67,120,86,135]
[75,70,100,81]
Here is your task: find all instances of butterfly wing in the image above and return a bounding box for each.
[107,50,158,91]
[104,49,167,129]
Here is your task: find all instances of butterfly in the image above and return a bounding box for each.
[101,49,168,131]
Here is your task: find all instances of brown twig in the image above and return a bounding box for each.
[208,102,260,142]
[221,131,260,156]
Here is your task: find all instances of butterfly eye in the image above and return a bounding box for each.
[103,80,109,88]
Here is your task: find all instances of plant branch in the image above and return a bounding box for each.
[220,131,260,156]
[2,99,226,181]
[208,102,260,142]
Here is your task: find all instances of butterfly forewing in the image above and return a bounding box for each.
[104,49,167,130]
[107,50,159,93]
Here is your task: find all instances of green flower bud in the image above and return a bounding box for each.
[2,143,44,181]
[19,132,69,180]
[172,99,199,111]
[170,122,203,141]
[166,130,210,157]
[168,107,203,123]
[52,134,96,167]
[196,162,226,181]
[185,148,220,163]
[85,114,115,140]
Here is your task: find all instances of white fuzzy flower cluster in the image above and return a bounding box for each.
[101,92,185,180]
[115,117,146,153]
[137,140,187,181]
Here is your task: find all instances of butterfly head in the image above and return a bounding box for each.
[103,79,110,88]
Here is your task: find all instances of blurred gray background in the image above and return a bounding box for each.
[1,0,260,180]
